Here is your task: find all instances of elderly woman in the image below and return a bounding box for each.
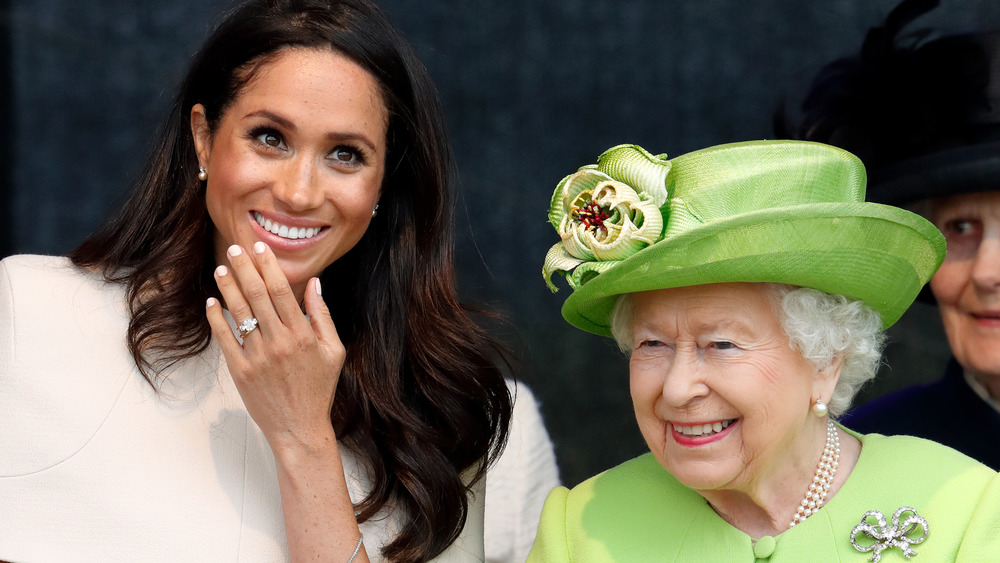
[529,140,1000,560]
[786,0,1000,469]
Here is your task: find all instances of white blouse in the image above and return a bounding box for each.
[0,254,484,562]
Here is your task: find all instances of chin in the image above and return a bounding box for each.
[650,450,739,492]
[967,355,1000,379]
[674,463,738,490]
[275,258,323,284]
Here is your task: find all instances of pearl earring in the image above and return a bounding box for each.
[198,166,208,181]
[812,398,828,418]
[372,203,379,218]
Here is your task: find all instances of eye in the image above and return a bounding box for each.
[946,219,977,236]
[248,126,287,151]
[940,217,983,259]
[328,145,366,168]
[707,340,743,354]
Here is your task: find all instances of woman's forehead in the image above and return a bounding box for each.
[931,191,1000,220]
[631,283,777,328]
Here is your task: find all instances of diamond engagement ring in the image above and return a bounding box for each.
[237,317,259,338]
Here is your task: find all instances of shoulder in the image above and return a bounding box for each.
[530,454,706,561]
[556,453,697,512]
[840,377,952,434]
[841,370,1000,468]
[845,379,946,417]
[0,253,128,370]
[485,380,560,561]
[0,254,117,308]
[837,434,1000,558]
[0,254,134,476]
[2,253,82,276]
[848,433,996,514]
[1,254,75,286]
[502,380,559,468]
[858,433,991,475]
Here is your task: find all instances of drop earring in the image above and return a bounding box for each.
[811,398,828,418]
[198,166,208,181]
[372,203,379,218]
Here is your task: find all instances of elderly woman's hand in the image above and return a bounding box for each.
[206,241,345,452]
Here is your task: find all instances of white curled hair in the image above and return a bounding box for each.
[608,284,886,417]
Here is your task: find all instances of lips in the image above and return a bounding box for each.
[672,419,736,438]
[253,211,325,240]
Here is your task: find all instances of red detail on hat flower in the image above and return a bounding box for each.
[573,199,612,233]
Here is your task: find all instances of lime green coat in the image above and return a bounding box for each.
[528,433,1000,561]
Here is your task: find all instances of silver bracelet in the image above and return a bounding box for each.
[347,532,364,563]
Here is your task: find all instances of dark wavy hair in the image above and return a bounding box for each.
[68,1,511,560]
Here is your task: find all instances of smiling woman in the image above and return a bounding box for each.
[0,1,511,562]
[192,47,388,299]
[529,140,1000,561]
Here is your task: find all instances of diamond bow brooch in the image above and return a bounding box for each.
[850,506,929,562]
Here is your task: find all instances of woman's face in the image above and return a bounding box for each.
[627,283,834,494]
[192,47,388,300]
[929,191,1000,378]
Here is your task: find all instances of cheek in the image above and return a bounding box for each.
[629,363,661,414]
[205,151,267,212]
[930,260,969,306]
[323,173,383,220]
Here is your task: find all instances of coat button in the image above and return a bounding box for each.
[753,535,776,559]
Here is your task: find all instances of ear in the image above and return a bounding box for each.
[812,355,843,405]
[190,103,212,168]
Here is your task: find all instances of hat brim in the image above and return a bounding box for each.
[561,202,945,336]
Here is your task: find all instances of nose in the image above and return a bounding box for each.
[971,233,1000,291]
[660,348,710,408]
[272,157,324,212]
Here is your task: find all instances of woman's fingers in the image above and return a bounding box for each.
[251,241,308,328]
[222,244,282,339]
[214,259,265,345]
[304,278,344,354]
[206,297,247,367]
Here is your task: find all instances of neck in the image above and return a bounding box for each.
[698,421,861,538]
[966,368,1000,406]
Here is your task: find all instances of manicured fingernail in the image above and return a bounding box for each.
[253,241,266,255]
[215,265,228,277]
[228,244,242,257]
[206,297,218,308]
[314,278,322,296]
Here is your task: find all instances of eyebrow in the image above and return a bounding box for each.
[695,318,755,337]
[243,109,381,152]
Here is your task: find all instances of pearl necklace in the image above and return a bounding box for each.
[789,419,840,527]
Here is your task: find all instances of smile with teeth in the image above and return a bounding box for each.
[254,211,323,240]
[673,419,735,437]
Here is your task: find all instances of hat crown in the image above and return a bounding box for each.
[664,141,867,238]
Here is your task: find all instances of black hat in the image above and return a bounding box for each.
[787,0,1000,206]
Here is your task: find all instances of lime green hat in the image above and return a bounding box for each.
[542,140,946,336]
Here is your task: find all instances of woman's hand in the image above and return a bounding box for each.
[207,241,368,561]
[206,241,344,453]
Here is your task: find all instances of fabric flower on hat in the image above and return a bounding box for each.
[543,144,670,291]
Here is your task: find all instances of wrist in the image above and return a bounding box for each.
[269,423,340,469]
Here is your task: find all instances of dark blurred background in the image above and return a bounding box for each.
[2,0,997,487]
